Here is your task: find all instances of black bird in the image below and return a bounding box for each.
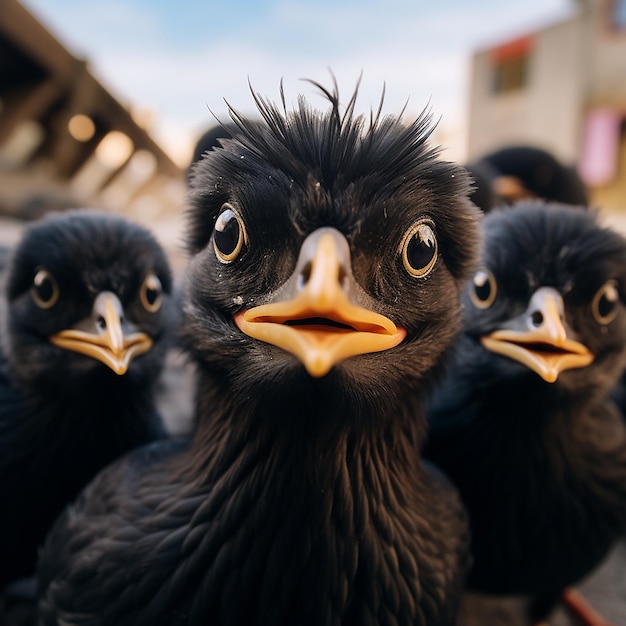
[424,201,626,625]
[187,122,238,185]
[465,145,588,212]
[463,159,500,214]
[36,80,479,626]
[0,209,174,592]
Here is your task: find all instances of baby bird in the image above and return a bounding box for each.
[465,145,588,212]
[424,201,626,625]
[36,79,479,626]
[0,209,174,591]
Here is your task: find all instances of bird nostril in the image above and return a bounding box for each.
[338,266,348,289]
[297,263,312,291]
[531,311,544,327]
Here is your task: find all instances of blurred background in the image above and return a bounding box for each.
[0,0,625,267]
[1,2,626,623]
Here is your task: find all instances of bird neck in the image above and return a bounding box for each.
[19,368,160,444]
[180,368,427,492]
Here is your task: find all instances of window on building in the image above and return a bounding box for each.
[490,36,534,95]
[492,55,529,93]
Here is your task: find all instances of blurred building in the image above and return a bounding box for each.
[0,0,187,261]
[467,0,626,212]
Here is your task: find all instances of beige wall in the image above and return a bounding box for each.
[467,18,587,164]
[467,49,531,158]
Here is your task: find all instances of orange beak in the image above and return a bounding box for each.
[235,228,406,377]
[50,291,153,375]
[481,287,594,383]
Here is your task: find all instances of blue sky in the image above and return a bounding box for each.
[20,0,574,166]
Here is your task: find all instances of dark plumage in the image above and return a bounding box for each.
[424,201,626,624]
[187,122,239,185]
[190,123,236,165]
[36,80,479,626]
[465,145,588,212]
[463,159,500,213]
[0,209,174,592]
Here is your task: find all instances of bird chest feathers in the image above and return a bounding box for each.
[437,378,626,591]
[69,426,466,626]
[190,442,450,625]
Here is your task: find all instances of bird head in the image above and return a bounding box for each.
[476,145,589,209]
[5,210,174,391]
[182,79,480,418]
[462,201,626,393]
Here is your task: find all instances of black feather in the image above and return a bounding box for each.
[466,146,588,212]
[424,201,626,622]
[37,80,480,626]
[0,209,174,592]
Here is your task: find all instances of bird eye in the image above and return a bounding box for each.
[591,279,620,325]
[31,268,59,309]
[213,203,247,263]
[470,270,497,309]
[140,273,164,313]
[400,219,438,277]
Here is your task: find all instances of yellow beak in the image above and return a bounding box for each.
[49,292,153,375]
[481,287,594,383]
[235,228,406,377]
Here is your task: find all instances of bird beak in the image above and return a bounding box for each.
[480,287,594,383]
[492,176,535,203]
[234,227,406,377]
[49,292,153,375]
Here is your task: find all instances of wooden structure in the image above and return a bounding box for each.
[0,0,184,223]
